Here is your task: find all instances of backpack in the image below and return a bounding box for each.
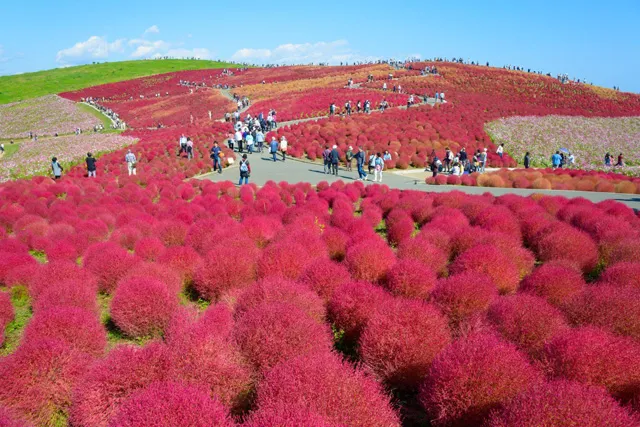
[240,161,249,172]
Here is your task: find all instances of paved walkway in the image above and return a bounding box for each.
[195,156,640,210]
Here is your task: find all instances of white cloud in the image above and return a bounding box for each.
[231,40,365,64]
[129,39,170,58]
[56,36,125,63]
[144,25,160,35]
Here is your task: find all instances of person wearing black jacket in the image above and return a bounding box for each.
[330,145,340,176]
[86,152,97,177]
[524,152,531,169]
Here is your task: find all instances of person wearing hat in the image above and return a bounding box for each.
[345,146,354,171]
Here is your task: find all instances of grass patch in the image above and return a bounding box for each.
[29,250,48,263]
[0,59,237,105]
[0,141,20,158]
[180,284,211,312]
[76,103,121,133]
[0,286,32,356]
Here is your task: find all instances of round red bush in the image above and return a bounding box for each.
[345,238,396,283]
[431,272,499,330]
[110,277,179,338]
[419,333,541,426]
[83,242,138,293]
[397,239,447,275]
[253,352,400,426]
[487,380,638,427]
[23,306,106,356]
[29,260,96,300]
[234,302,332,373]
[121,261,183,294]
[109,382,233,427]
[0,406,26,427]
[194,238,258,300]
[359,299,451,390]
[244,403,334,426]
[133,237,166,262]
[322,227,348,261]
[328,281,392,343]
[0,339,92,426]
[562,285,640,340]
[450,244,520,294]
[385,259,437,299]
[386,211,415,246]
[299,258,351,302]
[487,294,569,357]
[235,277,325,322]
[70,342,171,427]
[536,225,599,273]
[257,241,316,281]
[598,262,640,289]
[542,326,640,400]
[520,263,586,306]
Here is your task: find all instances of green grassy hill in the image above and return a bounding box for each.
[0,59,236,104]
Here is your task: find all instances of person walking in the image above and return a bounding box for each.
[374,153,384,182]
[125,150,137,175]
[479,148,488,172]
[246,132,254,154]
[178,134,187,157]
[186,138,193,160]
[496,143,504,159]
[524,152,531,169]
[551,151,562,170]
[86,152,97,178]
[330,145,340,175]
[210,141,222,174]
[323,146,332,174]
[355,147,368,181]
[269,137,279,162]
[255,129,265,152]
[51,157,63,180]
[345,146,354,171]
[604,152,612,166]
[235,129,243,153]
[279,136,288,161]
[238,154,250,185]
[368,152,376,175]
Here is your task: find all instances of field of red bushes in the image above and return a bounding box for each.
[2,62,640,426]
[427,167,640,194]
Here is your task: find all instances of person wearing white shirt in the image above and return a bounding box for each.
[496,144,504,159]
[235,130,243,153]
[279,136,288,162]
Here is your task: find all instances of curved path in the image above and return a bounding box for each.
[196,155,640,210]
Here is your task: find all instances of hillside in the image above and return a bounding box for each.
[0,59,236,104]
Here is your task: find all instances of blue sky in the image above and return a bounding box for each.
[1,0,639,92]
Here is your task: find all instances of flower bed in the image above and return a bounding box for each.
[426,168,640,194]
[486,115,640,168]
[0,95,98,139]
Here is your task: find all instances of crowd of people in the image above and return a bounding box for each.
[82,98,126,130]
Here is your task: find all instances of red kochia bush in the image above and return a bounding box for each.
[108,382,233,427]
[397,239,448,276]
[0,291,14,346]
[542,327,640,400]
[236,278,326,322]
[386,210,416,246]
[385,259,437,299]
[519,263,586,306]
[0,252,36,285]
[328,281,392,342]
[194,238,259,300]
[487,294,568,357]
[0,339,92,426]
[450,244,520,294]
[487,380,638,427]
[121,262,183,294]
[110,278,179,338]
[23,307,106,356]
[133,237,166,261]
[253,352,400,426]
[257,241,315,281]
[29,260,96,300]
[562,285,640,340]
[245,403,334,426]
[345,237,396,283]
[598,261,640,289]
[322,227,348,260]
[157,246,202,285]
[359,299,451,390]
[432,272,498,330]
[234,302,332,373]
[419,333,541,426]
[83,242,138,293]
[535,225,599,273]
[32,278,98,315]
[0,406,26,427]
[70,342,170,427]
[298,258,351,302]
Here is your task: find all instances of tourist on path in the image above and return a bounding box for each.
[238,154,250,185]
[330,145,340,175]
[86,152,97,178]
[551,151,562,170]
[524,152,531,169]
[374,153,384,182]
[255,130,265,152]
[368,152,376,175]
[51,157,63,180]
[280,136,288,161]
[323,146,332,174]
[210,142,222,174]
[269,137,279,162]
[235,130,243,153]
[246,133,254,154]
[345,146,354,171]
[355,147,368,181]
